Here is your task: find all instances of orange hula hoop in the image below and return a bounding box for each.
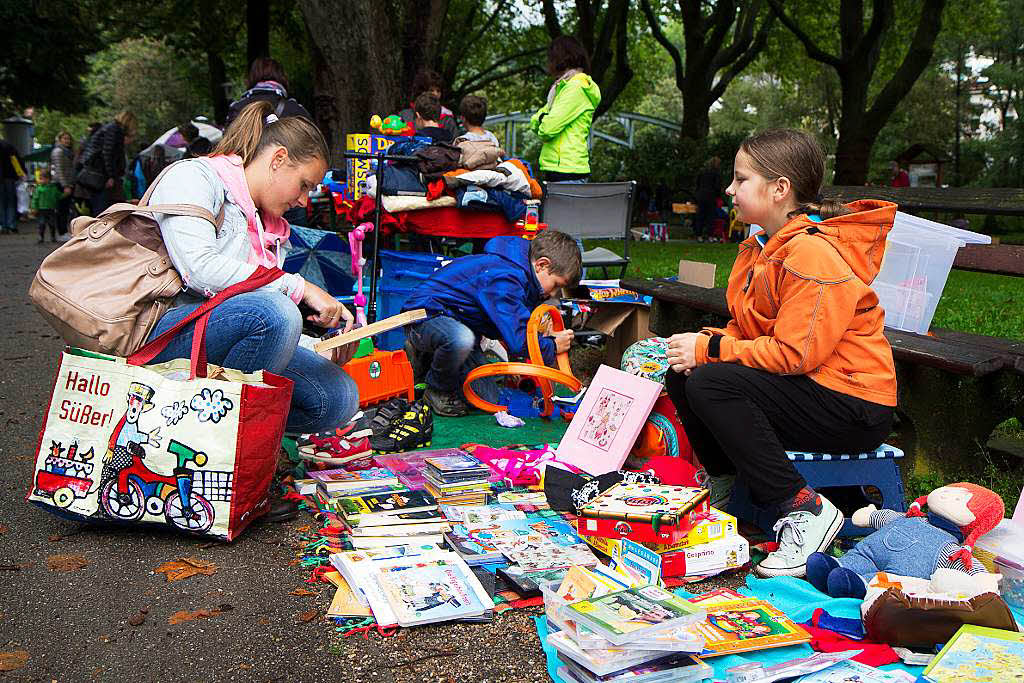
[462,304,580,416]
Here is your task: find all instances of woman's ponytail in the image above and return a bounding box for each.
[212,100,329,167]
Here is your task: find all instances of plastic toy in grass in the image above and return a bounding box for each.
[462,304,581,417]
[348,221,373,327]
[369,114,414,136]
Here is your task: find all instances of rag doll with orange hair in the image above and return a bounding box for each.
[806,482,1004,599]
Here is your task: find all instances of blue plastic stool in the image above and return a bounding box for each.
[728,443,905,538]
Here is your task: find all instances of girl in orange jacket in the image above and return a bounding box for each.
[664,129,897,579]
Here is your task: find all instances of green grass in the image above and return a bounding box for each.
[601,240,1024,341]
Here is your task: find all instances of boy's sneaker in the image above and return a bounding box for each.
[423,387,469,417]
[370,397,410,435]
[370,401,434,454]
[754,494,843,578]
[336,410,373,440]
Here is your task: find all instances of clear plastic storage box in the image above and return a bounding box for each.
[872,212,990,334]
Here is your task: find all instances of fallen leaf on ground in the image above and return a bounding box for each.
[127,611,146,626]
[0,524,8,534]
[0,650,29,671]
[47,554,88,571]
[288,588,316,596]
[168,608,222,625]
[154,558,217,582]
[296,609,318,622]
[47,534,61,542]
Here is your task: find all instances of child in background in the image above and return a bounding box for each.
[457,95,500,147]
[663,129,897,579]
[31,169,61,243]
[413,93,454,144]
[401,230,581,416]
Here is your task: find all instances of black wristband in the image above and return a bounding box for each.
[708,334,722,359]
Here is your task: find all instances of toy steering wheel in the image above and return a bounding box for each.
[462,304,581,417]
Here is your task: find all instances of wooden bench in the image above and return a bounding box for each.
[622,276,1024,475]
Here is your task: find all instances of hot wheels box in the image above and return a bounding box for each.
[641,507,737,554]
[345,133,402,199]
[660,535,749,578]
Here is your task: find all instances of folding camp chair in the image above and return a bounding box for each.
[540,181,637,278]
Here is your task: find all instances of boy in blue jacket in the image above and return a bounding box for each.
[402,230,581,416]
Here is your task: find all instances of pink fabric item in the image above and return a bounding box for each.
[202,154,303,303]
[467,444,581,487]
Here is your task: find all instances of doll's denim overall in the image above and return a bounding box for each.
[837,516,960,581]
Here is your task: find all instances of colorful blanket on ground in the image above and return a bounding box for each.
[535,575,943,683]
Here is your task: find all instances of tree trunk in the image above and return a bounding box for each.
[680,92,712,147]
[247,0,270,66]
[299,0,405,153]
[207,50,229,125]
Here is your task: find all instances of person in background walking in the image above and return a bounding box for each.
[76,111,137,215]
[530,36,601,184]
[694,156,722,242]
[50,131,75,239]
[0,138,26,233]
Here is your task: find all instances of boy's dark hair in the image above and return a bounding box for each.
[530,230,583,285]
[186,136,212,158]
[414,93,442,123]
[546,35,590,77]
[411,68,444,99]
[247,57,289,90]
[177,122,199,143]
[459,95,488,127]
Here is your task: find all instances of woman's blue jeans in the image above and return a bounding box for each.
[146,290,359,434]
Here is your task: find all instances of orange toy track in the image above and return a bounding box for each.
[462,304,581,417]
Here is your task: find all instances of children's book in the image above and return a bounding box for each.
[563,585,707,646]
[610,539,662,585]
[505,542,599,571]
[689,598,811,657]
[326,576,374,618]
[577,483,710,545]
[348,521,451,537]
[337,490,438,526]
[919,624,1024,682]
[496,566,569,597]
[329,544,442,607]
[308,466,399,491]
[555,365,662,475]
[459,567,496,624]
[445,517,583,565]
[440,504,526,525]
[348,534,444,549]
[423,453,489,479]
[342,509,444,528]
[376,560,490,626]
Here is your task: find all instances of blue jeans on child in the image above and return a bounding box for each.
[146,290,359,434]
[406,316,499,404]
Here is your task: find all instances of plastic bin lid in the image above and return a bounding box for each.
[977,518,1024,568]
[892,212,991,246]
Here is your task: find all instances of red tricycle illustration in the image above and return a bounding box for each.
[100,439,216,533]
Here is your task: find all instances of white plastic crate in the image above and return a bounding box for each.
[873,212,990,334]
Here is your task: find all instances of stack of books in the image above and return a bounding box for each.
[421,453,492,506]
[329,544,496,627]
[545,578,712,683]
[445,516,597,567]
[335,490,447,549]
[309,467,404,498]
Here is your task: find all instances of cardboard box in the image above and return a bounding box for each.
[641,506,737,554]
[345,133,402,199]
[660,535,750,577]
[678,260,716,288]
[587,303,655,368]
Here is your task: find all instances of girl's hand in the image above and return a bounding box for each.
[302,283,354,331]
[666,332,700,373]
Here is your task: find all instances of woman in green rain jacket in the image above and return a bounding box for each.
[530,36,602,181]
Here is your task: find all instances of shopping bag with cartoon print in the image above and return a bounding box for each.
[27,268,293,541]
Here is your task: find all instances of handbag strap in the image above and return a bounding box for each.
[126,266,286,379]
[99,201,223,227]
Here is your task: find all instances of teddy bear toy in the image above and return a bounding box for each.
[806,482,1004,599]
